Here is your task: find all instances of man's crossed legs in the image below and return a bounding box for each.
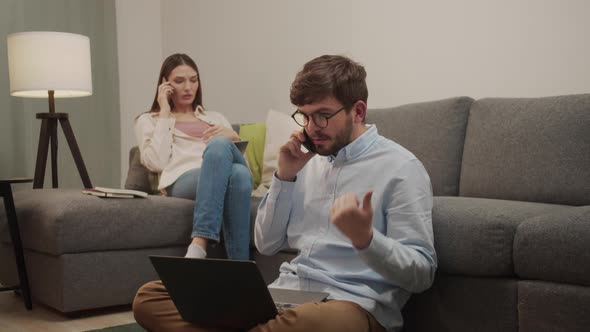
[133,281,385,332]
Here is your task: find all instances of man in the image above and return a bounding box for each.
[252,55,436,332]
[133,55,436,332]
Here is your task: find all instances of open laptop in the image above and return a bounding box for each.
[149,255,329,330]
[234,140,248,153]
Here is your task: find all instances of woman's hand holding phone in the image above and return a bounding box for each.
[276,130,316,182]
[157,78,174,117]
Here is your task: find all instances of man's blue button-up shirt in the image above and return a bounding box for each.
[255,125,437,331]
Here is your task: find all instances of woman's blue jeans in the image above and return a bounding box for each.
[167,137,252,260]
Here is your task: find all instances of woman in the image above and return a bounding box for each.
[135,53,252,260]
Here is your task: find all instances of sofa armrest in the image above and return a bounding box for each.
[125,146,159,194]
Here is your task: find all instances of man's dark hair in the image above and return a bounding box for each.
[290,55,368,108]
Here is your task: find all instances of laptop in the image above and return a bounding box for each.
[149,255,329,330]
[234,140,249,153]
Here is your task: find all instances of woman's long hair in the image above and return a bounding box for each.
[149,53,203,113]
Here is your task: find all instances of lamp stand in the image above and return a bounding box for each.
[33,90,93,189]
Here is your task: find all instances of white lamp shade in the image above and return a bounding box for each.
[7,31,93,98]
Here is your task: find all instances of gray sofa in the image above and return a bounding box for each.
[367,95,590,332]
[1,94,589,331]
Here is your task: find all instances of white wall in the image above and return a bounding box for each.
[161,0,590,121]
[116,0,162,186]
[351,0,590,104]
[161,0,358,123]
[117,0,590,182]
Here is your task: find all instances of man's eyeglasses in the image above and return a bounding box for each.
[291,106,347,129]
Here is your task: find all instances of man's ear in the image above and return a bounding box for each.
[353,101,367,123]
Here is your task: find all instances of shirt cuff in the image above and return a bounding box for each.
[267,171,296,200]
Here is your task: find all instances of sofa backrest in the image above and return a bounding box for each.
[367,97,473,196]
[459,93,590,206]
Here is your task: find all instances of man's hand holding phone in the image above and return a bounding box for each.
[276,130,316,182]
[301,129,317,154]
[157,78,173,117]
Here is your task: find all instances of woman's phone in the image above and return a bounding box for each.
[301,130,317,153]
[168,86,175,102]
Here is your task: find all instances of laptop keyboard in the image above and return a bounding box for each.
[275,302,297,313]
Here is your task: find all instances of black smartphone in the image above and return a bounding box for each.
[301,130,317,153]
[168,86,175,102]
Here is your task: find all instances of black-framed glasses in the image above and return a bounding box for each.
[291,106,347,129]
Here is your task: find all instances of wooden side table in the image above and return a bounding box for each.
[0,178,33,310]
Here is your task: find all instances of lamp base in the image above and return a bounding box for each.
[33,112,93,189]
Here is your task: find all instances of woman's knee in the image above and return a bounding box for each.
[230,164,253,193]
[204,137,233,157]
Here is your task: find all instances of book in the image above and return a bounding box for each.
[82,189,134,198]
[94,186,148,197]
[82,187,148,199]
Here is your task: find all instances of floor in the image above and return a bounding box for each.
[0,289,136,332]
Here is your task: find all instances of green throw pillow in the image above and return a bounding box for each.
[239,122,266,188]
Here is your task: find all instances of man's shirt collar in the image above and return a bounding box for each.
[326,125,378,164]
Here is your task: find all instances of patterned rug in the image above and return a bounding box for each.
[85,323,145,332]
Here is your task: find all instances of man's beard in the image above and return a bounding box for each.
[316,117,353,156]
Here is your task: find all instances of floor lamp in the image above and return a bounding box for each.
[7,31,93,189]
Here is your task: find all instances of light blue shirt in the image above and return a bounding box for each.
[254,125,437,332]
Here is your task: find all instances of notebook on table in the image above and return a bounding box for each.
[149,255,329,330]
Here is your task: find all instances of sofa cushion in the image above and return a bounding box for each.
[0,189,264,256]
[459,93,590,206]
[0,244,185,312]
[239,122,267,189]
[367,97,473,196]
[403,275,518,332]
[518,281,590,332]
[433,196,571,276]
[0,189,194,255]
[514,206,590,286]
[257,110,302,196]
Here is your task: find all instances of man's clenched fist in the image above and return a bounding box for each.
[330,191,374,249]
